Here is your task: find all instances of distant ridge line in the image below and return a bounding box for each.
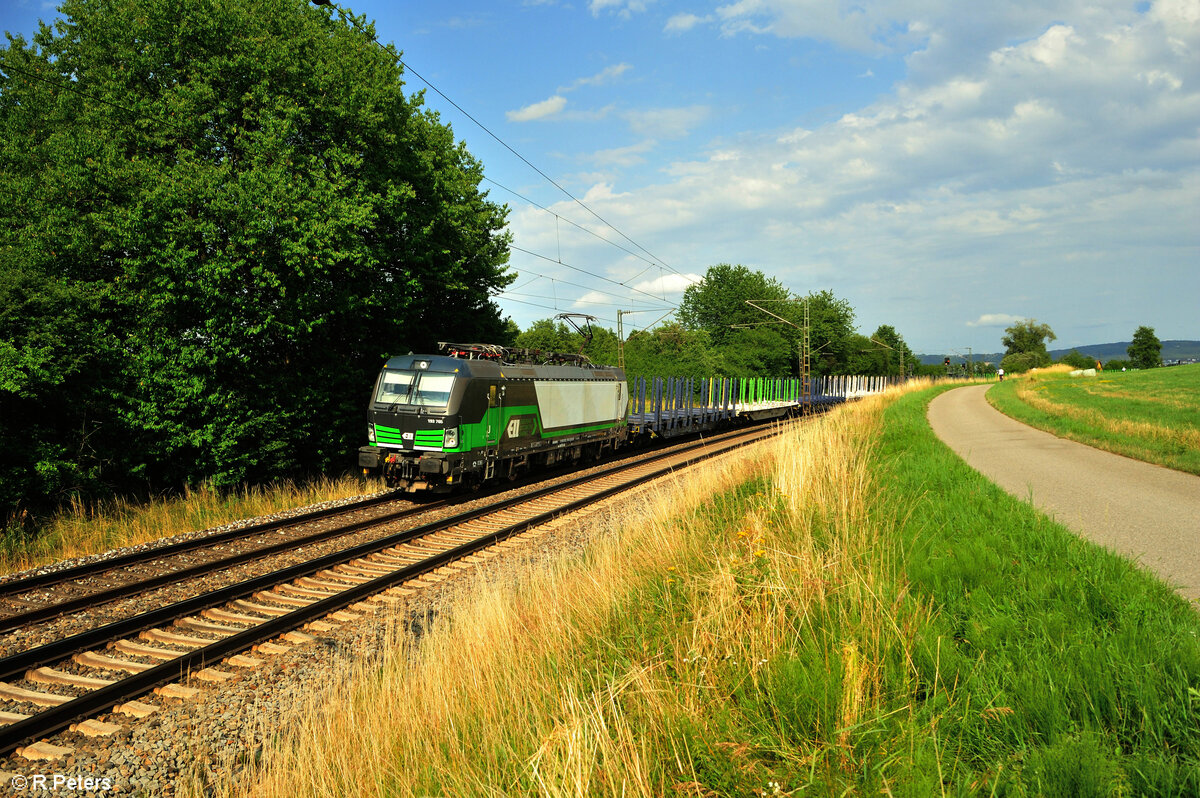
[916,340,1200,365]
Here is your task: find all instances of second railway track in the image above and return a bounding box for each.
[0,423,781,758]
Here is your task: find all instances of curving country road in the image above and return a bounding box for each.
[927,384,1200,601]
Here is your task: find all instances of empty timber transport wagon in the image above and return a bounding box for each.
[358,343,630,491]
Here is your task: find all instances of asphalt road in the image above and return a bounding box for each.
[927,384,1200,601]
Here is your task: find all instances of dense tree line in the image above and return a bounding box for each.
[0,0,511,519]
[515,264,918,382]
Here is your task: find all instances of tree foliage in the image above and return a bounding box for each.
[1127,326,1162,369]
[1000,351,1046,374]
[675,264,857,377]
[1001,319,1056,368]
[0,0,512,515]
[676,263,791,348]
[1059,350,1090,370]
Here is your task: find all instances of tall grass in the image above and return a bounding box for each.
[237,380,1200,795]
[240,388,920,797]
[0,476,381,577]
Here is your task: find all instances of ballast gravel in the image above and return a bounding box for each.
[0,493,636,796]
[0,437,732,796]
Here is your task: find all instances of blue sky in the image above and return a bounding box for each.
[4,0,1198,354]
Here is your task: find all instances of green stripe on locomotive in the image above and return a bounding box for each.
[373,424,405,446]
[451,405,624,453]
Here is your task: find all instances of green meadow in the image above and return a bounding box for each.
[988,363,1200,475]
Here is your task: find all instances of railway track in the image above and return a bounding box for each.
[0,492,450,634]
[0,423,780,758]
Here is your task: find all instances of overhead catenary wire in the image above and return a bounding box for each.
[502,266,675,307]
[314,1,689,294]
[509,245,683,306]
[482,175,679,279]
[7,3,689,326]
[501,289,668,311]
[498,294,618,327]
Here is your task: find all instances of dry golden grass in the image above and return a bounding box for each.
[0,476,381,577]
[1014,381,1200,451]
[1024,363,1075,377]
[238,382,930,797]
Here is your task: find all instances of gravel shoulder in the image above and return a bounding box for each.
[928,384,1200,601]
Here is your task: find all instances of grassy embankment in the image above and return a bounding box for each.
[0,477,381,577]
[988,363,1200,476]
[240,383,1200,797]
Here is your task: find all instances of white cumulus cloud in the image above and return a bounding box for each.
[968,314,1027,328]
[665,12,711,33]
[506,95,568,122]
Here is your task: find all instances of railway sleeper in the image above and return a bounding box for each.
[345,559,394,575]
[226,654,264,669]
[141,629,210,648]
[296,575,355,592]
[192,668,236,684]
[0,682,70,707]
[326,566,373,583]
[111,639,181,661]
[333,563,389,579]
[252,590,313,608]
[304,620,339,632]
[27,667,114,691]
[70,719,120,738]
[16,741,73,760]
[153,683,199,700]
[273,582,337,599]
[176,617,241,636]
[113,700,158,719]
[202,607,266,625]
[73,651,153,675]
[231,599,290,618]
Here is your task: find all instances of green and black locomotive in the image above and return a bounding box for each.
[358,343,629,491]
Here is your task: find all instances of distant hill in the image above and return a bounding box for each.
[917,340,1200,366]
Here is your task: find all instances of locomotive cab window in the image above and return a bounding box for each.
[375,369,417,405]
[373,369,455,407]
[411,373,455,406]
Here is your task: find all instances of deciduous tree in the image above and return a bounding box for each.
[677,263,791,348]
[1001,319,1056,367]
[1127,326,1162,369]
[0,0,512,514]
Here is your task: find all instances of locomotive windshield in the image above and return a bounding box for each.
[374,369,455,408]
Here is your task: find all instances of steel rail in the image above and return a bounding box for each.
[0,423,758,632]
[0,425,775,680]
[0,425,779,757]
[0,489,414,599]
[0,498,450,633]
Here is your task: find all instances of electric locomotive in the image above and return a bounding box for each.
[358,342,629,491]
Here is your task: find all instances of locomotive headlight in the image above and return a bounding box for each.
[368,424,376,443]
[443,427,458,449]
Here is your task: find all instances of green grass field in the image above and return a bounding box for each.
[987,364,1200,475]
[246,385,1200,797]
[877,385,1200,794]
